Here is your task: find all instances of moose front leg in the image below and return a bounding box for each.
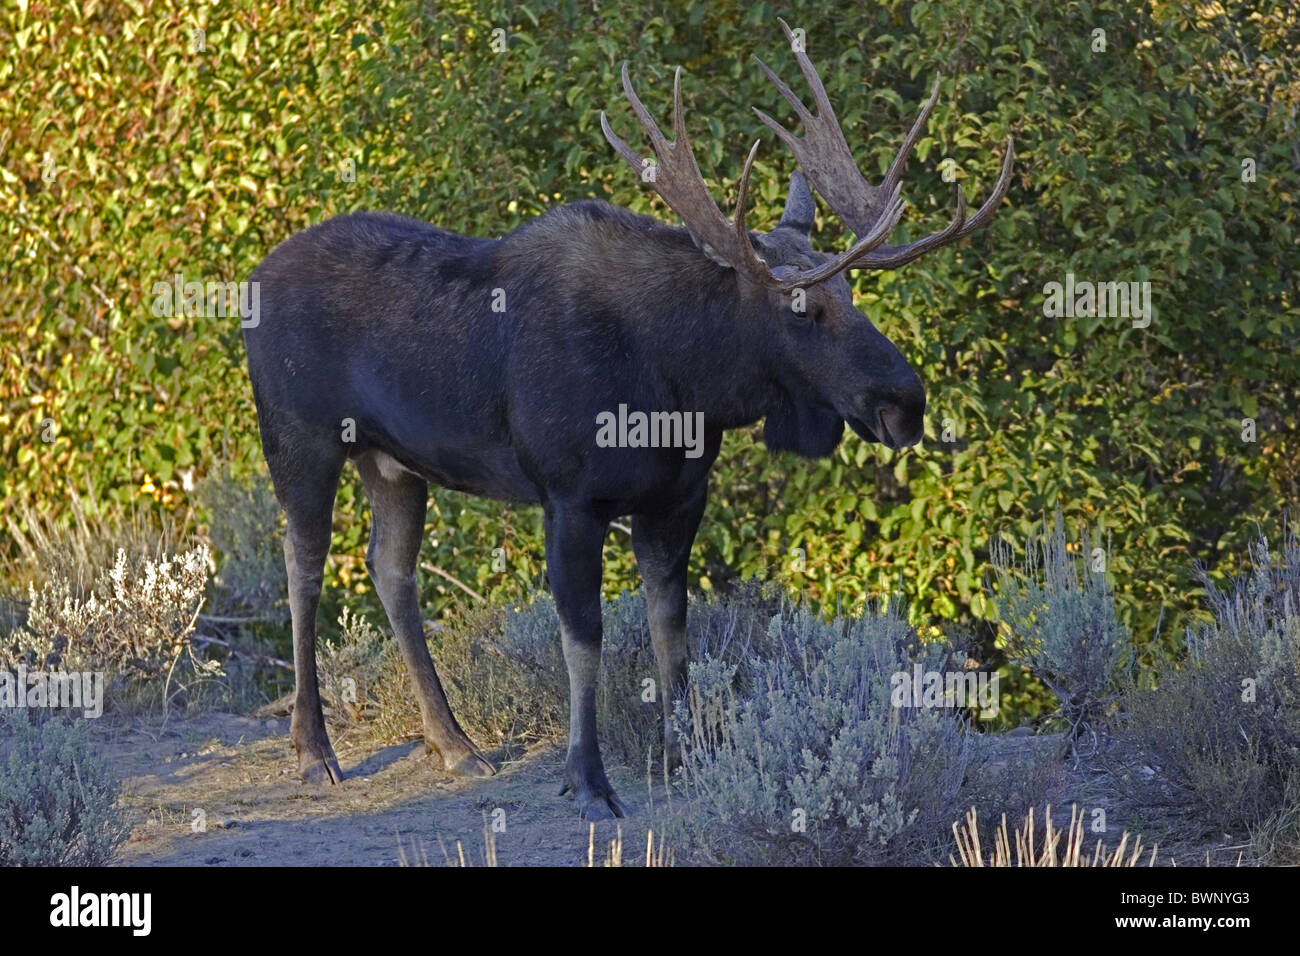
[545,503,626,820]
[632,489,707,772]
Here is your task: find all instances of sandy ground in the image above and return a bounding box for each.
[107,712,665,867]
[102,711,1243,867]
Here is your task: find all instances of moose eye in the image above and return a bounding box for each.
[788,301,823,323]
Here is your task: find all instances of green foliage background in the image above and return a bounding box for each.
[2,0,1297,691]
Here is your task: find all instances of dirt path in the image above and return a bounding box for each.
[103,712,1239,867]
[106,713,665,867]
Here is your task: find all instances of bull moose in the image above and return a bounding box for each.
[243,20,1012,820]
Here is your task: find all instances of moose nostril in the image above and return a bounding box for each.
[870,377,925,414]
[879,403,923,448]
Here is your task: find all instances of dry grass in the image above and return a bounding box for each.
[396,817,673,867]
[951,804,1157,867]
[3,484,188,595]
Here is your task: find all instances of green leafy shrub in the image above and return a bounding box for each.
[0,711,129,866]
[991,510,1131,739]
[1122,523,1300,834]
[664,600,971,865]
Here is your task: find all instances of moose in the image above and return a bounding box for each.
[243,20,1012,820]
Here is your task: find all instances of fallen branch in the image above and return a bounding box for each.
[419,562,486,603]
[190,632,293,670]
[198,612,280,624]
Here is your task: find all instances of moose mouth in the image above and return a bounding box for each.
[847,410,892,448]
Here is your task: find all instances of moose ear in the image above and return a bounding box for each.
[775,170,815,235]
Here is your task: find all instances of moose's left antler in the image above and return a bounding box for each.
[753,17,1014,270]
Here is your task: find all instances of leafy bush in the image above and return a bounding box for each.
[664,600,971,865]
[0,711,129,866]
[991,510,1131,739]
[1122,524,1300,834]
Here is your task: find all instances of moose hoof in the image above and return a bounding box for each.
[293,723,343,784]
[410,740,497,777]
[297,750,343,785]
[558,765,628,820]
[578,792,628,822]
[444,748,497,778]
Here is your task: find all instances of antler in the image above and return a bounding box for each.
[753,17,1014,270]
[601,63,906,291]
[601,64,771,283]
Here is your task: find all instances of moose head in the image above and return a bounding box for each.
[601,18,1014,455]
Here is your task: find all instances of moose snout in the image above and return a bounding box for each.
[865,375,926,449]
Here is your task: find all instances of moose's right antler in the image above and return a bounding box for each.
[753,17,1014,271]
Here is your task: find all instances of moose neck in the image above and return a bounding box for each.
[637,260,774,428]
[556,203,780,429]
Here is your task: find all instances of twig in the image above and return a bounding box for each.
[191,632,293,670]
[419,562,486,603]
[198,612,278,624]
[158,600,205,735]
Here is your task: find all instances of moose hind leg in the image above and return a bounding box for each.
[545,503,626,820]
[357,452,494,777]
[277,452,345,784]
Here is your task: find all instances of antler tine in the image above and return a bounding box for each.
[776,17,836,122]
[671,67,690,151]
[855,139,1014,270]
[600,63,659,172]
[734,140,762,260]
[602,62,774,284]
[752,58,814,133]
[622,61,669,153]
[881,76,941,197]
[776,186,907,289]
[599,111,644,173]
[855,182,967,270]
[958,136,1015,233]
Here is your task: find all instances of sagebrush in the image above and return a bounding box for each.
[0,710,128,866]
